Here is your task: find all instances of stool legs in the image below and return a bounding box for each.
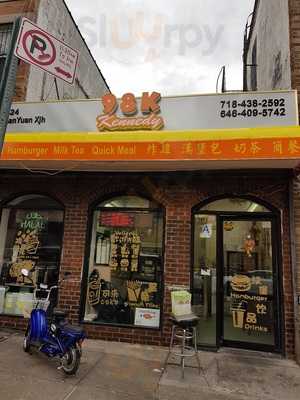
[193,326,201,375]
[164,324,176,371]
[181,328,186,379]
[164,323,201,379]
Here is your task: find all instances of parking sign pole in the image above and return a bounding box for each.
[0,17,21,154]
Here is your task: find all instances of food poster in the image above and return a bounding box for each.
[9,211,48,285]
[87,270,129,322]
[127,280,160,310]
[134,308,160,328]
[96,212,135,265]
[87,270,160,324]
[109,231,141,272]
[230,274,273,333]
[98,211,159,269]
[88,271,121,307]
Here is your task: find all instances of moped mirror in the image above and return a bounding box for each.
[21,268,29,277]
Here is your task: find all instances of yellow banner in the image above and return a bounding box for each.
[2,126,300,161]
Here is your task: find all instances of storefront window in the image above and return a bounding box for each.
[84,196,164,328]
[0,195,64,316]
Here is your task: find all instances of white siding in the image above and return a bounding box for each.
[26,0,109,101]
[246,0,291,91]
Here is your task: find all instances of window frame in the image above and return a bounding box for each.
[191,195,284,353]
[0,22,13,82]
[80,195,165,330]
[0,194,65,317]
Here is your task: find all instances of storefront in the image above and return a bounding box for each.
[0,90,298,357]
[193,197,282,352]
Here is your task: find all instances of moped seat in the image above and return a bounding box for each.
[62,324,84,334]
[53,309,67,321]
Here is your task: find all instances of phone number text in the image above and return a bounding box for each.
[220,98,287,118]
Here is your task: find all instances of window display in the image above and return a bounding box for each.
[83,196,163,328]
[0,195,64,316]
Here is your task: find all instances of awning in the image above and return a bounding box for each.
[1,126,300,172]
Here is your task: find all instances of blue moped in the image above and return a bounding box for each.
[21,269,86,375]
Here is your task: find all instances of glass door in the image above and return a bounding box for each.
[193,214,217,346]
[221,218,276,349]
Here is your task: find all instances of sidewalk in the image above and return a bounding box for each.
[0,329,300,400]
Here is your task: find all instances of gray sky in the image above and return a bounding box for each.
[65,0,255,96]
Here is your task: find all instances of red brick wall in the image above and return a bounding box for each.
[288,0,300,363]
[0,0,40,101]
[0,171,294,355]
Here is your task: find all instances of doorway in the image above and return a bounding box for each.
[192,198,281,352]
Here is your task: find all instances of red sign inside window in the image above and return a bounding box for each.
[100,212,134,227]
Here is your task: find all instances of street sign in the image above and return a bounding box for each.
[14,18,79,85]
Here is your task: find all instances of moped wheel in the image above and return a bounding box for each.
[61,347,80,375]
[76,342,83,358]
[23,325,31,353]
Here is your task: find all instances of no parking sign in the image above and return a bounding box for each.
[14,18,79,85]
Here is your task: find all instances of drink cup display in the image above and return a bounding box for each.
[232,309,245,328]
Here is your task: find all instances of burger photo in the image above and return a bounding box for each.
[230,274,252,292]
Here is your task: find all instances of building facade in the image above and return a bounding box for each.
[244,0,300,363]
[0,169,293,353]
[0,0,299,362]
[1,87,299,359]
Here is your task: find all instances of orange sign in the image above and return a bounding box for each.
[3,137,300,161]
[96,92,164,132]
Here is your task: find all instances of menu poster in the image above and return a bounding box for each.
[231,292,273,333]
[230,274,273,333]
[109,231,141,272]
[134,308,160,328]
